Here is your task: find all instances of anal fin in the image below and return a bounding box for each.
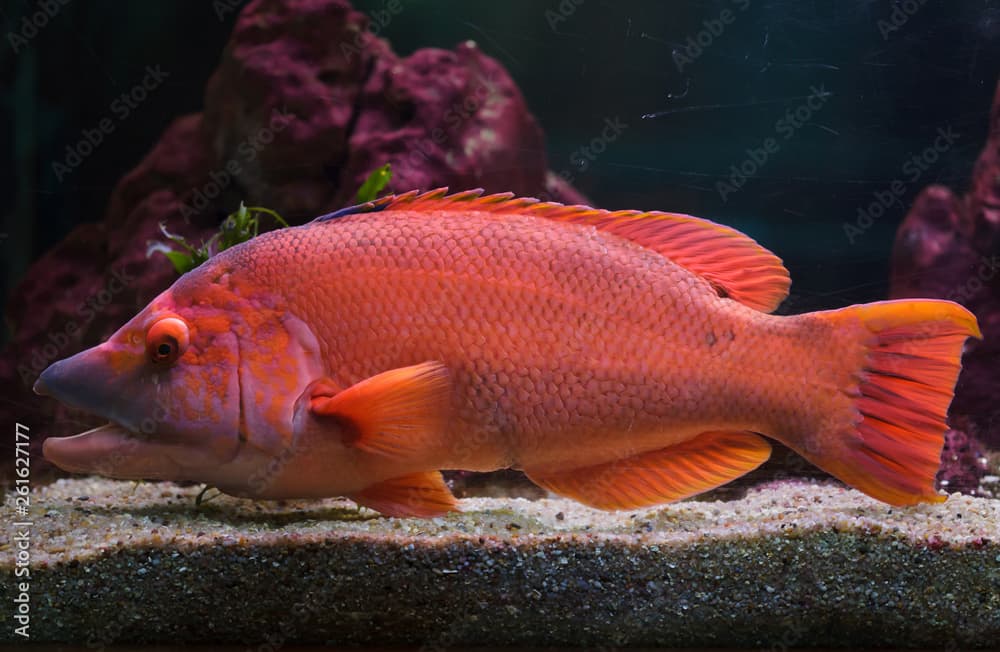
[350,471,458,518]
[525,430,772,510]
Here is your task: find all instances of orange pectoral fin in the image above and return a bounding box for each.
[525,430,772,510]
[350,471,458,517]
[309,361,451,458]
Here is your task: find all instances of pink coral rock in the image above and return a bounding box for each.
[890,80,1000,456]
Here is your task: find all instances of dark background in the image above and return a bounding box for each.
[2,0,999,344]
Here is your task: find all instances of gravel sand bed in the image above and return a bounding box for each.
[2,478,998,647]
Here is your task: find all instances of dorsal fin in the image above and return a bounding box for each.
[315,188,791,312]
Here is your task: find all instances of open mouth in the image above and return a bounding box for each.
[34,354,241,480]
[41,422,183,478]
[34,367,179,478]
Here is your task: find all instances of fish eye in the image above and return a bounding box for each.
[146,316,190,365]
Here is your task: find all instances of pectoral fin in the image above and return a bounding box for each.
[525,430,772,510]
[350,471,458,517]
[308,361,451,458]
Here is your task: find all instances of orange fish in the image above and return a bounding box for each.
[35,189,981,517]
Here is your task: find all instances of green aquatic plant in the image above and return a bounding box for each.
[150,165,394,275]
[149,203,289,275]
[354,163,393,203]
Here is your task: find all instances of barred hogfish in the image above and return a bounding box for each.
[35,189,980,517]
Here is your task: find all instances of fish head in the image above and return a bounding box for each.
[36,281,246,482]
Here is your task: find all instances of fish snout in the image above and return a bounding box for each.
[34,354,103,401]
[34,346,142,426]
[33,357,67,397]
[35,350,105,406]
[32,373,50,396]
[35,333,246,483]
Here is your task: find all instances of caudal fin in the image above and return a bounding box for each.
[798,299,980,505]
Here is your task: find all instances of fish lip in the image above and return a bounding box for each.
[42,422,138,474]
[37,346,243,475]
[42,421,185,479]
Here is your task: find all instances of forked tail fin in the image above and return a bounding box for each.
[796,299,981,505]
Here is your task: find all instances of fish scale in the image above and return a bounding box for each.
[235,210,758,469]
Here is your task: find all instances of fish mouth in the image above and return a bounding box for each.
[36,375,192,480]
[35,353,185,479]
[41,422,185,480]
[34,344,243,480]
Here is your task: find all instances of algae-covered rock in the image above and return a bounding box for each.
[2,478,998,647]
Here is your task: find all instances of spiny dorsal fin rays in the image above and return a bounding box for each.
[315,187,791,312]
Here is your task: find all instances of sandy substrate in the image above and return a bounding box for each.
[2,477,998,647]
